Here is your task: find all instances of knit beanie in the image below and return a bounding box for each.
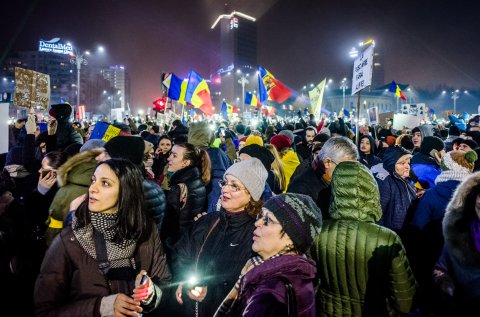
[386,136,397,146]
[239,144,275,171]
[188,121,213,148]
[104,136,145,166]
[49,103,72,121]
[459,139,479,150]
[420,136,445,157]
[278,130,295,145]
[225,158,267,201]
[448,125,460,137]
[441,150,477,172]
[80,139,106,152]
[244,135,264,147]
[270,134,292,151]
[382,146,412,174]
[263,193,322,253]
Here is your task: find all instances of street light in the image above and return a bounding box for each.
[340,78,348,109]
[69,45,105,115]
[236,69,249,112]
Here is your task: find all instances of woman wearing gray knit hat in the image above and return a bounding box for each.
[174,158,268,317]
[215,193,322,316]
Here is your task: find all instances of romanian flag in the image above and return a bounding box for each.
[389,80,406,101]
[341,108,351,118]
[261,105,275,116]
[258,66,291,103]
[221,101,234,114]
[288,105,294,111]
[90,122,121,142]
[167,73,182,99]
[245,92,261,107]
[185,70,214,115]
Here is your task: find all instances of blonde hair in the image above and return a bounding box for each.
[265,144,286,192]
[395,134,407,146]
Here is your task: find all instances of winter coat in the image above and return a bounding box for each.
[34,225,171,317]
[206,147,231,212]
[168,124,189,142]
[448,112,468,132]
[288,165,331,220]
[143,179,166,232]
[371,163,417,232]
[45,148,102,245]
[359,152,382,169]
[281,150,300,192]
[311,161,416,317]
[433,172,480,314]
[230,255,317,317]
[161,166,207,256]
[174,209,257,317]
[411,152,441,189]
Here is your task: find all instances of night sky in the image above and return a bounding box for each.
[2,0,479,111]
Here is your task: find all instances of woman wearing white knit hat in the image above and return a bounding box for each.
[174,158,268,317]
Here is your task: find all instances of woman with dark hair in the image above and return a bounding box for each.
[358,135,382,169]
[153,135,173,190]
[174,158,268,317]
[161,142,211,260]
[215,193,322,316]
[34,159,171,317]
[432,173,480,316]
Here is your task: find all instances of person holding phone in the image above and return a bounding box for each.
[35,159,171,316]
[410,136,445,190]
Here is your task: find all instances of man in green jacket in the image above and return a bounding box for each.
[310,161,417,316]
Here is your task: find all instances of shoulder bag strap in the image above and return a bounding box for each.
[194,217,221,271]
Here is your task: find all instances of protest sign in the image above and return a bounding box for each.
[14,67,50,110]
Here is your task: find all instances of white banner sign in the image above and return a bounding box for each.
[351,45,374,95]
[392,113,422,130]
[401,103,426,116]
[0,103,9,154]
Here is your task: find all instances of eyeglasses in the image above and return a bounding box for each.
[218,180,246,192]
[234,158,241,164]
[256,212,280,226]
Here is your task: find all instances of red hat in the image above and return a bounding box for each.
[270,134,292,151]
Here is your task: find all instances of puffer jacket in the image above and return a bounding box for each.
[311,161,416,317]
[143,179,166,232]
[161,165,207,256]
[45,148,102,245]
[174,209,257,317]
[34,225,171,317]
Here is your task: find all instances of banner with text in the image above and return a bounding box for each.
[351,45,374,95]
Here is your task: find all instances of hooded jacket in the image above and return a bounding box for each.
[311,161,416,317]
[46,148,102,245]
[434,172,480,305]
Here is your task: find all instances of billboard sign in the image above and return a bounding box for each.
[38,38,74,55]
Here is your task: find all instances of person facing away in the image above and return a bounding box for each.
[215,193,322,317]
[310,160,417,317]
[34,159,171,316]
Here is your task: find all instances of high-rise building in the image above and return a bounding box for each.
[100,65,130,112]
[210,11,258,109]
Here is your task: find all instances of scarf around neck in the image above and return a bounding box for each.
[72,211,137,269]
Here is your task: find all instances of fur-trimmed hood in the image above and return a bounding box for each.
[444,171,480,266]
[57,148,103,187]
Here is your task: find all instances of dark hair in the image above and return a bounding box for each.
[44,151,69,169]
[158,134,172,145]
[236,123,246,135]
[75,158,151,243]
[245,199,263,218]
[175,142,211,184]
[172,119,182,127]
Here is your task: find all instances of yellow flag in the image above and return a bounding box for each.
[308,78,326,117]
[178,79,188,105]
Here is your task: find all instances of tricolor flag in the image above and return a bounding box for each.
[168,73,186,101]
[89,122,121,142]
[288,105,294,111]
[258,66,291,103]
[185,70,214,115]
[245,92,261,107]
[389,80,406,101]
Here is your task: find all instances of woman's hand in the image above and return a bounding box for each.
[69,194,87,211]
[132,270,153,302]
[113,294,142,317]
[176,283,184,304]
[186,286,208,302]
[39,171,57,190]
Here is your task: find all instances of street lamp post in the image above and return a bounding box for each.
[451,89,460,114]
[340,78,347,109]
[237,73,249,113]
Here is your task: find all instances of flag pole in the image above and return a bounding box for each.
[355,91,361,147]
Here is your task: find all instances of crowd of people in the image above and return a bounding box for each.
[1,102,480,316]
